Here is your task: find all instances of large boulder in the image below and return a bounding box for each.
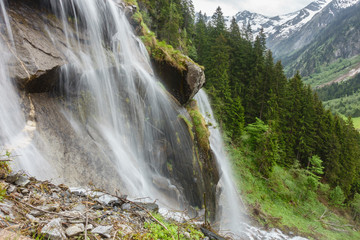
[3,1,67,92]
[152,59,205,105]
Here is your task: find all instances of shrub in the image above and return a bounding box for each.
[330,186,345,206]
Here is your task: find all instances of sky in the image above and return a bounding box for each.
[192,0,316,17]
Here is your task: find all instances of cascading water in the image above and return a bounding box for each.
[0,0,203,211]
[0,0,55,180]
[195,90,247,233]
[1,0,308,238]
[195,89,307,240]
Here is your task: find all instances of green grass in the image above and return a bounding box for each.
[228,145,360,240]
[353,117,360,130]
[323,90,360,118]
[302,55,360,88]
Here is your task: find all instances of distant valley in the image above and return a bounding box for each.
[215,0,360,126]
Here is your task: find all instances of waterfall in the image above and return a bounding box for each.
[195,89,308,239]
[195,90,248,235]
[0,0,200,211]
[1,0,308,238]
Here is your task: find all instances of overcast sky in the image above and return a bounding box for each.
[192,0,316,17]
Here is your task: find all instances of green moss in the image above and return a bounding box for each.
[178,114,194,140]
[128,1,203,72]
[187,100,210,153]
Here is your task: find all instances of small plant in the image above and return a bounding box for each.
[330,186,345,207]
[144,213,203,240]
[0,150,12,179]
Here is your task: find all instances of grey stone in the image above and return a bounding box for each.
[6,185,16,193]
[21,189,29,194]
[65,224,84,237]
[185,60,206,104]
[184,232,191,239]
[30,210,44,217]
[135,202,159,213]
[15,175,30,187]
[86,224,94,231]
[72,204,86,213]
[121,203,131,211]
[41,218,66,240]
[30,204,59,217]
[6,172,20,184]
[91,225,113,238]
[96,194,119,206]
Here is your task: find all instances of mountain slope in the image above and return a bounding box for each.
[283,1,360,79]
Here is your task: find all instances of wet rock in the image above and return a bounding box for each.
[6,1,67,93]
[65,224,84,237]
[6,172,21,184]
[91,225,113,238]
[15,175,30,187]
[200,227,225,240]
[41,218,66,240]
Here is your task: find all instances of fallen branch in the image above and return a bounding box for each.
[319,209,327,220]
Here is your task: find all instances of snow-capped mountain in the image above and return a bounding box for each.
[231,0,330,38]
[267,0,359,58]
[232,0,358,39]
[220,0,359,57]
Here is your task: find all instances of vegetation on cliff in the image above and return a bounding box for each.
[134,1,360,238]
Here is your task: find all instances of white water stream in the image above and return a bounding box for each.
[195,90,307,240]
[0,0,309,239]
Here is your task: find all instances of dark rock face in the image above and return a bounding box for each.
[4,0,67,92]
[152,60,205,105]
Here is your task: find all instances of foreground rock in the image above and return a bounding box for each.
[0,173,212,240]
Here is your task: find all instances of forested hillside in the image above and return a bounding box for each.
[136,1,360,238]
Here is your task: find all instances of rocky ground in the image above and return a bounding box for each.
[0,171,223,240]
